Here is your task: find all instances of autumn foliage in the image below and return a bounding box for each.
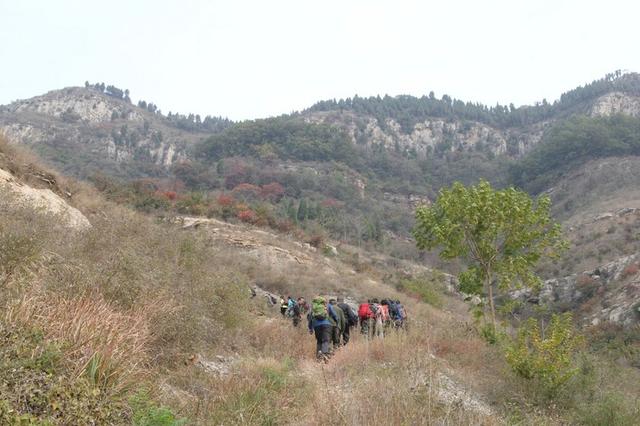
[237,209,258,223]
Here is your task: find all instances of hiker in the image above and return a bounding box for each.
[380,299,392,331]
[298,297,309,315]
[388,299,402,328]
[279,296,287,317]
[371,298,384,339]
[287,296,295,317]
[337,297,358,345]
[358,299,376,339]
[308,296,338,361]
[396,299,407,330]
[329,299,346,348]
[292,298,302,327]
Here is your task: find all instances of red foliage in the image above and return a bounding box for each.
[160,191,178,201]
[237,209,258,224]
[260,182,285,201]
[217,194,235,207]
[622,263,639,278]
[232,183,260,195]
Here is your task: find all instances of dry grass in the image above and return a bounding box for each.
[4,289,172,395]
[5,140,639,424]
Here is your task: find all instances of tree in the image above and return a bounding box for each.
[297,199,308,222]
[413,180,566,331]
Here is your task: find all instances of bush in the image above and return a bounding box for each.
[574,393,639,426]
[506,313,584,393]
[505,313,584,400]
[0,321,128,424]
[621,263,639,279]
[237,209,258,224]
[130,390,186,426]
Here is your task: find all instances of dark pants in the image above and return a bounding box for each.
[292,315,301,327]
[331,326,342,348]
[360,318,375,339]
[280,307,287,317]
[314,325,332,358]
[342,325,351,345]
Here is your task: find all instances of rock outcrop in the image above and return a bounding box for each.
[306,110,547,158]
[512,254,640,326]
[0,167,91,230]
[590,92,640,117]
[0,87,194,172]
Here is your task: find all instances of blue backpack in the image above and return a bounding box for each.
[388,302,400,320]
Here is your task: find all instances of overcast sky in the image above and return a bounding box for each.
[1,0,638,120]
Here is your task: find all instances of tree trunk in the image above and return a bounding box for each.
[487,275,496,334]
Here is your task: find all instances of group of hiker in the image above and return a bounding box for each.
[278,295,407,361]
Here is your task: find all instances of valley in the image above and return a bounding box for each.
[2,72,640,424]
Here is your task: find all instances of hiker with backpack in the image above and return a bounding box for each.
[358,299,376,339]
[387,299,402,329]
[298,297,309,316]
[286,296,295,317]
[337,297,358,345]
[371,298,384,339]
[292,298,302,327]
[329,299,345,348]
[380,299,392,332]
[396,299,408,330]
[308,296,338,361]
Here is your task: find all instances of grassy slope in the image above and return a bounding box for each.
[2,137,640,425]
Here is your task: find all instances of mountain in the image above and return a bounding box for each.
[2,75,640,423]
[0,84,231,180]
[4,73,640,314]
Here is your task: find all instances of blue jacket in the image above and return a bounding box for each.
[308,304,338,331]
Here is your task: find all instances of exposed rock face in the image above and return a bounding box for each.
[0,167,91,230]
[4,86,640,175]
[590,92,640,117]
[0,87,193,171]
[5,87,144,124]
[305,111,547,158]
[512,254,640,326]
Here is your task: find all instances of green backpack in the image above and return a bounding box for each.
[311,297,328,320]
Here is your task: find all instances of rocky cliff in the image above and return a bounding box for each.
[4,85,640,178]
[305,91,640,159]
[513,252,640,327]
[0,87,200,175]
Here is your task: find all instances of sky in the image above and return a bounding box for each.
[1,0,639,121]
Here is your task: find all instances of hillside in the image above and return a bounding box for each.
[2,115,640,424]
[2,138,640,424]
[0,85,229,180]
[4,74,640,328]
[0,138,511,424]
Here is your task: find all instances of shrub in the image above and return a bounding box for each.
[621,263,639,279]
[5,292,163,395]
[505,313,584,400]
[574,393,639,426]
[130,390,187,426]
[237,209,258,223]
[216,193,235,206]
[306,233,324,248]
[0,320,128,424]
